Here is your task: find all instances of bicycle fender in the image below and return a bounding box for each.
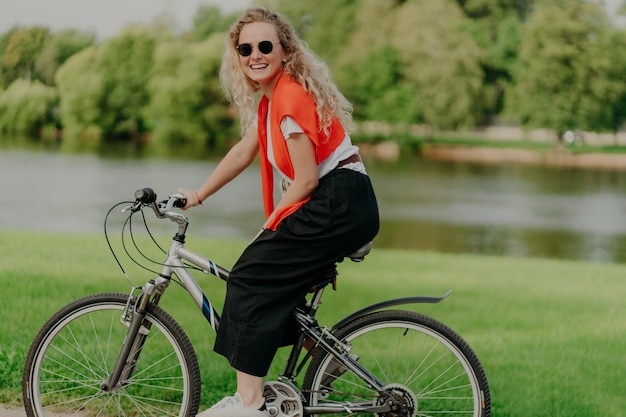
[331,290,452,331]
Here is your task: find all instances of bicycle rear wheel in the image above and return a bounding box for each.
[303,310,490,417]
[23,292,201,417]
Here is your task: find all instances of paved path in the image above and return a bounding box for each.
[0,405,71,417]
[0,405,24,417]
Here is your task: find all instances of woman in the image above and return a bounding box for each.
[178,7,379,417]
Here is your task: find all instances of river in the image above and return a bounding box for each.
[2,148,626,264]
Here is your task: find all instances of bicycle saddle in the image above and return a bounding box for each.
[347,241,372,262]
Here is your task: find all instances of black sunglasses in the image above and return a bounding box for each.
[236,40,276,57]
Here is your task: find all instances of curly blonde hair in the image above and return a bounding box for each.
[219,7,353,136]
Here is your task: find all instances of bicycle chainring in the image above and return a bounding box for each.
[375,383,418,417]
[263,381,304,417]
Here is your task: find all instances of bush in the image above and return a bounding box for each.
[0,79,58,135]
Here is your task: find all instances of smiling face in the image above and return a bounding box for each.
[237,22,286,97]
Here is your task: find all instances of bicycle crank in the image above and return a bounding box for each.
[375,384,418,417]
[263,381,304,417]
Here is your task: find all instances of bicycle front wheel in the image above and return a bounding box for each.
[23,293,201,417]
[303,310,490,417]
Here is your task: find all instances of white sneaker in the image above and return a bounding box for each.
[196,393,269,417]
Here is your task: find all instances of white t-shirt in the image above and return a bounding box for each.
[258,111,366,185]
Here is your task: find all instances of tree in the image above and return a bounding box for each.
[55,46,106,143]
[192,5,237,41]
[453,0,536,120]
[1,27,50,82]
[55,24,176,143]
[94,27,161,138]
[54,23,235,148]
[144,33,235,151]
[339,43,418,124]
[455,0,534,25]
[99,30,153,137]
[0,78,58,134]
[0,27,19,89]
[503,0,626,135]
[613,30,626,131]
[335,0,484,129]
[35,29,95,86]
[260,0,363,64]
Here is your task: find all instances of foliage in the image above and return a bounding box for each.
[192,5,238,41]
[55,46,106,145]
[144,33,236,151]
[34,29,95,86]
[0,27,19,90]
[503,0,626,135]
[55,27,165,143]
[0,78,58,134]
[1,27,49,83]
[1,0,626,146]
[339,43,418,124]
[97,28,160,137]
[259,0,362,64]
[345,0,484,128]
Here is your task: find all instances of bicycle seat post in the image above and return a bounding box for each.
[280,268,336,381]
[308,286,326,315]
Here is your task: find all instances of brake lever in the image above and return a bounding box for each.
[121,201,143,213]
[164,192,187,211]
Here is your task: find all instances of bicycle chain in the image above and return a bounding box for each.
[299,388,377,399]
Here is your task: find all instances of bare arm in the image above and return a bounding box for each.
[179,126,259,209]
[262,132,318,228]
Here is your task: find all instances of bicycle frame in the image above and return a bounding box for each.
[104,195,449,415]
[23,189,488,417]
[103,200,231,391]
[138,199,234,325]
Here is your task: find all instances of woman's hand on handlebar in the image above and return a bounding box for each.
[177,188,203,210]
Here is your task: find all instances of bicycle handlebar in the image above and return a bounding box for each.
[128,188,190,234]
[135,188,157,204]
[134,187,187,209]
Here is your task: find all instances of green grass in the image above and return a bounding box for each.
[1,230,625,416]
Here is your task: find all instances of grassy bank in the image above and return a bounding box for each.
[1,230,625,416]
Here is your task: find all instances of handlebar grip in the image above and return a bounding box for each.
[173,196,187,208]
[135,188,157,204]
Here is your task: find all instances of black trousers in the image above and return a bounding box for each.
[213,168,379,376]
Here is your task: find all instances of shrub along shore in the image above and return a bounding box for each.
[356,128,626,170]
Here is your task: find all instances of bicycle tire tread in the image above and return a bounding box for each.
[22,292,201,417]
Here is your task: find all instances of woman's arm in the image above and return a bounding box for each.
[179,126,259,209]
[263,132,318,228]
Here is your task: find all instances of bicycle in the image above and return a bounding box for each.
[22,188,491,417]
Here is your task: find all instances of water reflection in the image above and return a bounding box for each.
[2,148,626,264]
[368,158,626,263]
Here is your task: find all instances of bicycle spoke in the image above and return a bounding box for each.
[24,294,200,417]
[304,311,489,417]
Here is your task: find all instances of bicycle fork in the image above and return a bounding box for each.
[100,281,159,392]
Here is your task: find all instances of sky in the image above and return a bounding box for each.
[0,0,253,40]
[1,0,624,40]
